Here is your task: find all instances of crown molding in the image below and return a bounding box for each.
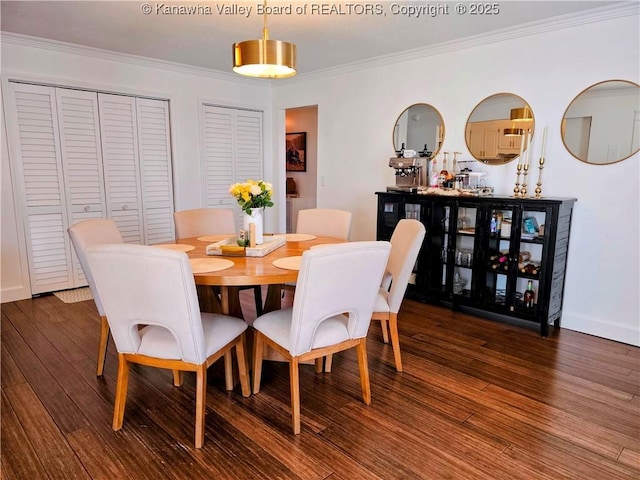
[287,2,640,83]
[0,31,267,86]
[1,2,637,86]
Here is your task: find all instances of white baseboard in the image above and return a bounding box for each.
[1,285,32,303]
[561,311,639,347]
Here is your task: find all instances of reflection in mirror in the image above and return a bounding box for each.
[393,103,444,157]
[562,80,640,165]
[465,93,535,165]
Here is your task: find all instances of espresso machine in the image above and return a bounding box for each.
[387,156,423,192]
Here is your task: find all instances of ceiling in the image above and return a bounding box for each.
[1,1,620,76]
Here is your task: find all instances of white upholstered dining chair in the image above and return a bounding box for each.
[173,207,236,238]
[174,207,264,316]
[252,241,391,434]
[372,219,426,372]
[86,243,250,449]
[283,208,353,298]
[68,218,123,376]
[296,208,352,240]
[323,219,426,373]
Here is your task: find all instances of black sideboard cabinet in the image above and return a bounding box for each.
[376,192,576,336]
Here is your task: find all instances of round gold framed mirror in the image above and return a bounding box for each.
[465,93,535,165]
[392,103,444,158]
[561,79,640,165]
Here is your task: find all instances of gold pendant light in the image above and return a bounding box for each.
[232,0,297,78]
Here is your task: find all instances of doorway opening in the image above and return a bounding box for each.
[285,105,318,232]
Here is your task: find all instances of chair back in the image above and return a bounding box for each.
[384,219,426,313]
[86,244,206,364]
[290,241,390,356]
[174,208,235,238]
[296,208,352,240]
[68,219,124,316]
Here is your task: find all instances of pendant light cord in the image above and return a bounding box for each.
[262,0,269,40]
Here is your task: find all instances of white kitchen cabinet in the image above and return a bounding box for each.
[467,121,500,160]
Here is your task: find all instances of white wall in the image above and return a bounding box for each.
[272,12,640,346]
[1,37,274,301]
[1,89,31,301]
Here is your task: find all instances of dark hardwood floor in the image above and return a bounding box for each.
[2,290,639,479]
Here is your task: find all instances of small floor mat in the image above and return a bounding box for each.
[53,287,93,303]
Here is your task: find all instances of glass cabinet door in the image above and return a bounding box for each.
[482,203,519,309]
[512,206,547,316]
[423,201,452,298]
[404,202,423,221]
[451,204,478,302]
[404,200,426,288]
[378,197,401,240]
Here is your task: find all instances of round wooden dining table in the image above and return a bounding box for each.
[172,233,346,318]
[160,233,347,389]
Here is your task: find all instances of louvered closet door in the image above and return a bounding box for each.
[7,82,73,294]
[98,93,144,244]
[56,88,106,285]
[136,98,174,244]
[202,105,262,230]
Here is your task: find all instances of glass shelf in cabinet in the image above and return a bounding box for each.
[517,272,541,281]
[520,236,544,245]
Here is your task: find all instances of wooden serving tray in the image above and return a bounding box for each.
[205,235,286,257]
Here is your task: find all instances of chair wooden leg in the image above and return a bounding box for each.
[289,358,301,434]
[224,351,234,391]
[112,354,130,431]
[315,358,323,373]
[97,316,110,376]
[388,313,403,372]
[324,354,333,373]
[195,364,206,449]
[380,318,389,344]
[172,370,183,387]
[235,334,251,397]
[356,338,371,405]
[252,332,264,394]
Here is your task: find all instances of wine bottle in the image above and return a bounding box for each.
[524,280,535,308]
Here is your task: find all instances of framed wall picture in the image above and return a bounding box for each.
[286,132,306,172]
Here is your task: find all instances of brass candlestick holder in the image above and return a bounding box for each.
[513,163,522,197]
[534,156,545,198]
[519,164,529,198]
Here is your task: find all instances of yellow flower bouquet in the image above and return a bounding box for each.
[229,179,274,215]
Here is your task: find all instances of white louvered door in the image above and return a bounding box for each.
[98,93,144,244]
[56,88,106,285]
[8,83,175,295]
[201,105,263,230]
[7,82,73,294]
[136,98,174,244]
